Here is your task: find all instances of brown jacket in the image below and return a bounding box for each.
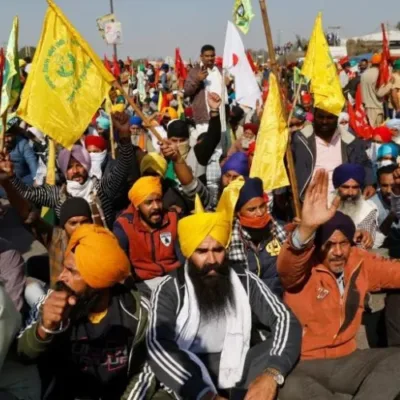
[277,235,400,360]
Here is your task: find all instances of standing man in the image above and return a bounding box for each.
[360,53,392,127]
[292,107,375,200]
[389,59,400,119]
[184,45,227,211]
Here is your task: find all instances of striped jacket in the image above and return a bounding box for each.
[10,142,134,229]
[146,265,302,399]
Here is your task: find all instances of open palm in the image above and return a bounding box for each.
[301,169,340,230]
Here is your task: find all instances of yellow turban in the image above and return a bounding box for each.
[111,104,125,113]
[65,225,130,289]
[128,176,163,208]
[178,211,231,259]
[140,153,168,177]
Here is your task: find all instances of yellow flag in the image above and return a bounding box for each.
[250,73,289,191]
[301,12,345,117]
[17,0,115,149]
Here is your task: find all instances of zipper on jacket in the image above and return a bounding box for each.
[332,265,360,341]
[150,232,167,275]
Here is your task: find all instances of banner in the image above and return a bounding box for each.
[96,13,116,40]
[105,21,123,45]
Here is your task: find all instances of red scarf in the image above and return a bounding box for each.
[239,213,271,229]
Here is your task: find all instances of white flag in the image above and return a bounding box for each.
[223,21,261,109]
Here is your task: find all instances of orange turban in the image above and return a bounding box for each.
[128,176,163,208]
[65,225,130,289]
[371,53,382,65]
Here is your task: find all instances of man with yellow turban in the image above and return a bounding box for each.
[113,176,181,296]
[17,225,150,400]
[146,209,302,400]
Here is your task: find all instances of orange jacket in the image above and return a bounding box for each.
[277,235,400,360]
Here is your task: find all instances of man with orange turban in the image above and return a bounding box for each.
[17,224,150,400]
[146,208,301,400]
[361,53,393,127]
[113,176,181,296]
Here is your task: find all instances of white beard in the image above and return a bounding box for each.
[338,197,364,223]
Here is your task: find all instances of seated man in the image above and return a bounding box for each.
[227,177,286,296]
[17,225,148,400]
[278,169,400,400]
[113,176,180,295]
[331,163,378,245]
[146,208,301,399]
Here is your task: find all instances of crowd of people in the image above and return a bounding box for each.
[2,40,400,400]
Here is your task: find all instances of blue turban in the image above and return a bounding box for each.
[316,211,355,247]
[221,152,249,177]
[236,177,264,211]
[332,163,365,189]
[96,115,110,130]
[377,143,399,160]
[129,116,142,127]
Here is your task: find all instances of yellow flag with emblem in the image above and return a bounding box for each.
[250,73,289,191]
[17,0,115,149]
[301,12,345,117]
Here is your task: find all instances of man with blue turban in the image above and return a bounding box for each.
[331,163,377,247]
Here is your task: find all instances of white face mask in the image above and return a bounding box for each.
[89,150,107,180]
[377,159,396,169]
[66,179,94,202]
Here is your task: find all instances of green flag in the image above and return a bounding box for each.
[1,16,21,117]
[233,0,254,35]
[293,66,310,85]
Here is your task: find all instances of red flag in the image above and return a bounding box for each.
[0,48,4,91]
[112,55,121,78]
[377,23,391,88]
[246,50,257,73]
[104,54,112,74]
[348,86,373,139]
[175,48,187,88]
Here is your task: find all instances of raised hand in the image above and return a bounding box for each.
[207,92,222,111]
[111,112,131,139]
[298,169,340,241]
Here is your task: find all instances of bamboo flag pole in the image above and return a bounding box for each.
[258,0,301,218]
[113,80,164,143]
[287,79,303,124]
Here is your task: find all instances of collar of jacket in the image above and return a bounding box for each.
[300,124,355,145]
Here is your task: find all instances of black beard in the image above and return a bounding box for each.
[139,209,163,229]
[188,259,233,320]
[54,281,102,321]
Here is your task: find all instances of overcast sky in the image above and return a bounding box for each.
[0,0,398,60]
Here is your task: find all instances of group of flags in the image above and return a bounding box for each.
[0,0,389,201]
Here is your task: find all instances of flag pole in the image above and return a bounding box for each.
[113,80,164,143]
[287,79,303,124]
[258,0,301,218]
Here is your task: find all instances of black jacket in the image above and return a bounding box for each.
[291,125,374,200]
[147,264,301,398]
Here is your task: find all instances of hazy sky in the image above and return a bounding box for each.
[0,0,398,61]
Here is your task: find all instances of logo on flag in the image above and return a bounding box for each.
[236,3,245,17]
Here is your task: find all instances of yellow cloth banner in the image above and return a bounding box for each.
[250,73,289,191]
[17,0,115,149]
[301,12,345,117]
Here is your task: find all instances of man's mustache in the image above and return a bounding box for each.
[198,263,229,277]
[71,173,84,180]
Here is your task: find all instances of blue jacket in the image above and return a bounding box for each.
[291,125,374,200]
[10,136,38,182]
